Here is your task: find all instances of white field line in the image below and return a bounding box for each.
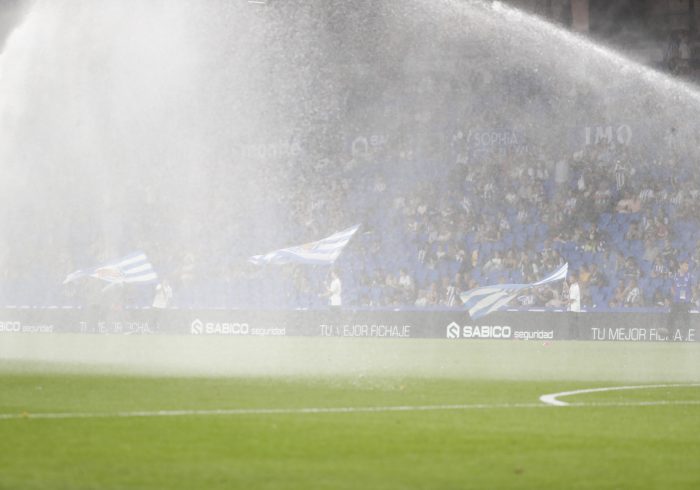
[539,383,700,406]
[1,399,700,421]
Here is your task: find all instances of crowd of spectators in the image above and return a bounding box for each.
[2,130,699,312]
[271,135,700,312]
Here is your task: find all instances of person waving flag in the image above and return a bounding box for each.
[460,263,568,319]
[249,225,360,266]
[63,251,158,285]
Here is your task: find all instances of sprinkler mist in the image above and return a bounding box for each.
[0,0,698,373]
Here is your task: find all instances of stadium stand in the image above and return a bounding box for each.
[1,123,698,313]
[1,0,699,313]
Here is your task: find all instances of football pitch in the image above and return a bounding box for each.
[0,335,699,489]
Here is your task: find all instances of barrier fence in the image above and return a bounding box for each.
[0,308,697,342]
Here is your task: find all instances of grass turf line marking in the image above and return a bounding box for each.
[539,383,700,407]
[0,403,544,420]
[1,400,700,421]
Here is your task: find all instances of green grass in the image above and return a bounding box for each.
[0,337,699,489]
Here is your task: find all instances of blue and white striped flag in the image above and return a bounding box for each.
[249,225,360,266]
[63,252,158,285]
[460,263,568,319]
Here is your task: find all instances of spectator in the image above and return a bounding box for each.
[609,280,626,308]
[625,221,642,241]
[660,239,678,267]
[676,32,691,75]
[623,279,642,307]
[623,256,641,279]
[397,268,416,303]
[667,261,693,338]
[616,190,641,213]
[643,237,660,262]
[152,280,173,309]
[588,263,608,288]
[439,276,458,307]
[325,270,342,309]
[483,251,504,273]
[568,272,581,313]
[652,288,668,308]
[517,288,536,307]
[650,256,669,279]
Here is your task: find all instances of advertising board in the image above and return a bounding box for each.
[0,308,696,342]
